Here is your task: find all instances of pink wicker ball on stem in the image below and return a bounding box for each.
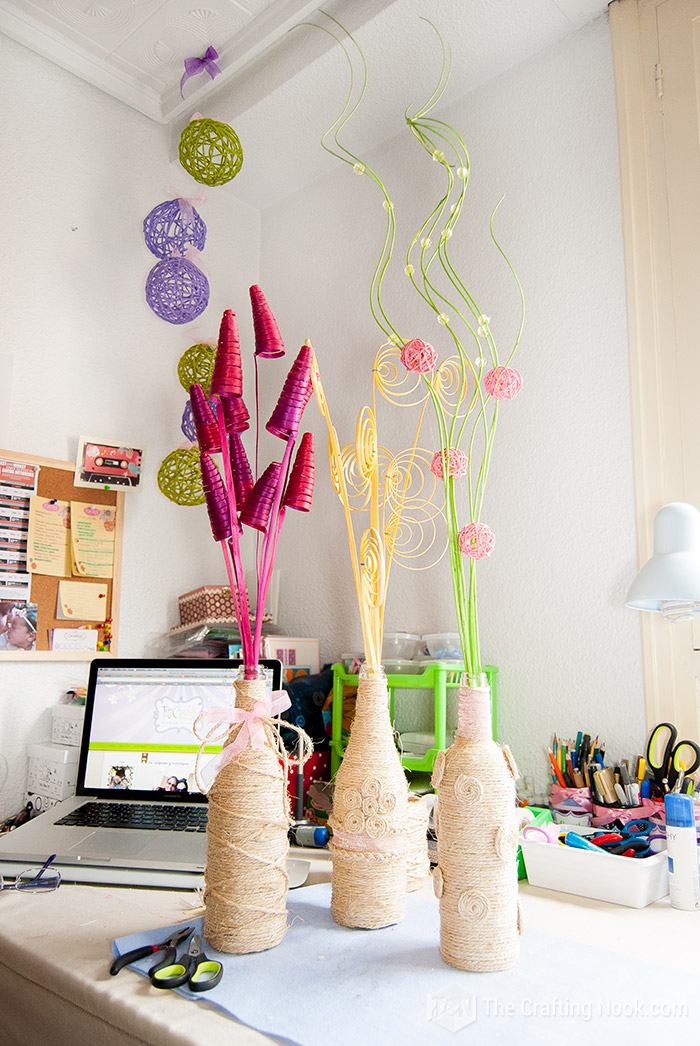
[430,448,468,480]
[484,366,522,400]
[458,522,495,559]
[400,338,438,373]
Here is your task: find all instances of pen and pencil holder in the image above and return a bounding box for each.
[549,785,593,812]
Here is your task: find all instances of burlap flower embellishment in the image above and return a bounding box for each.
[495,822,518,861]
[431,750,446,788]
[365,815,388,839]
[454,774,483,804]
[344,810,366,834]
[361,776,382,799]
[362,796,379,817]
[502,744,519,781]
[433,866,444,899]
[341,786,363,810]
[378,792,396,815]
[457,889,490,921]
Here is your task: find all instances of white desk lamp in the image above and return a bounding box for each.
[626,502,700,622]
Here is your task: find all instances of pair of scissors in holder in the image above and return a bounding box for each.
[150,934,223,992]
[646,723,700,796]
[110,926,193,975]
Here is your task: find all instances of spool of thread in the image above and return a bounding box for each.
[290,824,330,848]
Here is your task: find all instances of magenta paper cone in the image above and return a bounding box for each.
[229,432,254,507]
[220,393,250,434]
[266,345,313,441]
[239,462,282,532]
[282,432,315,512]
[250,285,285,359]
[190,383,221,453]
[200,452,231,541]
[211,309,243,397]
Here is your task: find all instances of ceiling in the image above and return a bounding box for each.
[0,0,612,208]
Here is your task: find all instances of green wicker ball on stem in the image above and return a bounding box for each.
[179,118,243,186]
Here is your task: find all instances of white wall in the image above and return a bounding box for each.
[260,15,646,799]
[0,13,646,818]
[0,34,261,819]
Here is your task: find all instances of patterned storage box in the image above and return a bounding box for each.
[178,585,236,626]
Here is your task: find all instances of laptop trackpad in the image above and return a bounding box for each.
[67,832,150,858]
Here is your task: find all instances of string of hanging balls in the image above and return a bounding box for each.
[143,115,243,325]
[157,342,218,505]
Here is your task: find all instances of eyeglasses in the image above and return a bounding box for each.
[0,854,61,893]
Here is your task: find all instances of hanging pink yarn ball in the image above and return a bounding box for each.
[484,366,522,400]
[400,338,437,373]
[458,522,495,559]
[430,448,468,480]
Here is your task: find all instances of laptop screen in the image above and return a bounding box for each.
[77,658,282,803]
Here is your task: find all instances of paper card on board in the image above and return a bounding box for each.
[51,628,98,652]
[70,501,115,579]
[26,496,72,577]
[56,580,108,622]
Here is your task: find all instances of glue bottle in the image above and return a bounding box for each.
[664,793,700,911]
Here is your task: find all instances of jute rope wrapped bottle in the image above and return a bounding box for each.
[406,794,430,892]
[431,674,521,971]
[329,664,409,928]
[202,672,291,954]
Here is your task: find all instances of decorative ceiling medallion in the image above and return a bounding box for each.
[52,0,137,33]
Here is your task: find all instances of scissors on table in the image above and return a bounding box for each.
[150,934,223,993]
[110,926,193,975]
[646,723,700,797]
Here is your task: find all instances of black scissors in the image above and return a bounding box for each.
[646,723,700,796]
[149,934,223,993]
[110,926,193,976]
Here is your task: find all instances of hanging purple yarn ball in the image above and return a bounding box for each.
[145,257,209,325]
[181,398,218,442]
[143,199,207,259]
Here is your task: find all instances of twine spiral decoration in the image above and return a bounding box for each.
[178,343,216,394]
[143,198,206,259]
[373,343,429,407]
[434,356,470,411]
[157,447,205,505]
[360,527,385,610]
[145,257,209,324]
[457,890,490,921]
[179,117,243,187]
[355,406,378,479]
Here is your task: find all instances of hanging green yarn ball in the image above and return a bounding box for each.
[178,342,216,395]
[179,117,243,187]
[157,447,205,506]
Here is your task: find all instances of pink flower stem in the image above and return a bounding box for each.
[253,436,295,660]
[214,397,254,670]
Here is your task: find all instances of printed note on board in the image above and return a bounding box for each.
[26,496,72,577]
[70,501,115,579]
[56,580,108,622]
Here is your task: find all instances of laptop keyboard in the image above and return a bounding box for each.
[55,802,208,832]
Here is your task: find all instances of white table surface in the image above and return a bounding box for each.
[0,851,691,1046]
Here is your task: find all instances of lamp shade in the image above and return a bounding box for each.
[625,502,700,619]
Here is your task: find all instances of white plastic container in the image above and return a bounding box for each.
[50,703,85,746]
[521,837,669,908]
[381,633,420,660]
[26,742,79,801]
[422,633,462,659]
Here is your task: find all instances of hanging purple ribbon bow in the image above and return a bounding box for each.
[180,46,221,98]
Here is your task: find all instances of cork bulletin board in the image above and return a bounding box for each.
[0,449,123,660]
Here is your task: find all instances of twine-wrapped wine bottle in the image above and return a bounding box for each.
[431,673,520,971]
[203,667,290,954]
[329,663,409,928]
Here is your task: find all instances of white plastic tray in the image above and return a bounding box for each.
[521,837,669,908]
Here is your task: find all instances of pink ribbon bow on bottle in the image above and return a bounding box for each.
[180,46,221,98]
[199,688,291,789]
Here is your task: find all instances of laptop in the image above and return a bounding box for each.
[0,658,309,889]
